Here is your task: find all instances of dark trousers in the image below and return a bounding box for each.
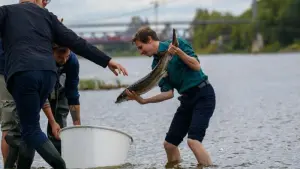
[47,89,69,154]
[6,71,66,169]
[7,70,56,148]
[165,84,216,146]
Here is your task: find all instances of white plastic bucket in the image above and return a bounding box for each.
[59,125,133,169]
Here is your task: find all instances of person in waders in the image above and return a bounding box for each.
[1,1,60,168]
[46,45,81,155]
[0,0,128,168]
[4,45,79,169]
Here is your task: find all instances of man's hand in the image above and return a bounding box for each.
[168,44,180,55]
[42,103,61,139]
[50,121,61,140]
[125,89,146,104]
[108,60,128,76]
[73,120,81,126]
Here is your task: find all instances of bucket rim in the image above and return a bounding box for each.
[59,125,133,143]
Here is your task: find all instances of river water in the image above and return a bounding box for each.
[1,53,300,169]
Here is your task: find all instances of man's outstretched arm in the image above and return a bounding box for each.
[49,12,128,76]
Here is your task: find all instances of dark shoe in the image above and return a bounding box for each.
[36,140,66,169]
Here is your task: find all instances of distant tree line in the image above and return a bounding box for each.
[192,0,300,53]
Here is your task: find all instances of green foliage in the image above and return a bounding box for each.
[279,43,300,52]
[192,0,300,53]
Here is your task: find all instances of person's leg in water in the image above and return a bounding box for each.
[5,133,36,169]
[163,95,194,168]
[187,84,216,167]
[47,89,69,154]
[1,99,36,169]
[4,117,36,169]
[0,74,18,167]
[3,127,20,169]
[0,104,17,168]
[4,146,18,169]
[16,141,35,169]
[8,70,66,169]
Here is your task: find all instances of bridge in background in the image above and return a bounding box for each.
[68,19,252,45]
[66,0,258,48]
[68,19,252,28]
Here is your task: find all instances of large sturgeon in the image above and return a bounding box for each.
[115,29,178,104]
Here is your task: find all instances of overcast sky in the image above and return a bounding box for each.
[0,0,253,33]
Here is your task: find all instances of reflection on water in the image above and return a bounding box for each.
[1,53,300,169]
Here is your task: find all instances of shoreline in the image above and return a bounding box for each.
[79,79,129,90]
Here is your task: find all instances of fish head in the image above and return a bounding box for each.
[115,91,129,104]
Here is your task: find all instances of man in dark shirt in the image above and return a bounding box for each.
[46,45,81,155]
[0,1,128,168]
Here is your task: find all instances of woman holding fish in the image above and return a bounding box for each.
[125,27,216,167]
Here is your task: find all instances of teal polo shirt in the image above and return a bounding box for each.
[151,37,208,94]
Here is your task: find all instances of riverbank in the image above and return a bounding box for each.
[76,43,300,58]
[79,79,129,90]
[104,44,300,56]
